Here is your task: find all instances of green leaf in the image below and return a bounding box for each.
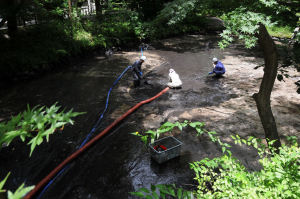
[152,191,159,199]
[28,137,37,157]
[36,136,43,145]
[222,146,226,153]
[130,191,145,197]
[141,136,148,145]
[167,185,176,197]
[7,183,34,199]
[151,185,156,192]
[139,188,150,194]
[177,188,183,199]
[0,172,10,192]
[145,195,152,199]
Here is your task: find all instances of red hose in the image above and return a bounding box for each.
[25,87,169,199]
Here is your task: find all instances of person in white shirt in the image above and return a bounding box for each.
[167,68,182,88]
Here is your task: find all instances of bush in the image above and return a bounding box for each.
[82,10,144,47]
[267,25,294,38]
[0,18,108,81]
[0,21,76,79]
[190,136,299,198]
[131,121,300,199]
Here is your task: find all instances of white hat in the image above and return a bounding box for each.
[212,57,218,62]
[169,68,175,73]
[140,56,147,61]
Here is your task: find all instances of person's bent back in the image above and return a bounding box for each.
[209,57,225,77]
[214,61,225,75]
[168,68,182,88]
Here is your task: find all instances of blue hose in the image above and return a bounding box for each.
[37,65,132,199]
[79,65,132,148]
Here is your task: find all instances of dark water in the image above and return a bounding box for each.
[0,34,249,199]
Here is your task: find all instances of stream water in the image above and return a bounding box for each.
[0,34,264,199]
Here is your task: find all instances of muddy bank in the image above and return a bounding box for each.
[0,34,299,199]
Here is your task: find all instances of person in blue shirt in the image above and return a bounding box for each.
[132,56,146,87]
[209,57,226,77]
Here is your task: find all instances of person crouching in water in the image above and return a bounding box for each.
[209,57,225,77]
[168,68,182,88]
[132,56,146,87]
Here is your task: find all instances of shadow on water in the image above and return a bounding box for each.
[0,34,261,199]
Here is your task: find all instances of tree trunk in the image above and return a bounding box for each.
[6,0,18,37]
[253,23,281,150]
[95,0,101,16]
[7,12,17,36]
[73,0,79,17]
[68,0,72,20]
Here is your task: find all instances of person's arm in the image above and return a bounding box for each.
[212,63,217,73]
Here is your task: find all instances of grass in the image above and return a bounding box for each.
[267,25,294,38]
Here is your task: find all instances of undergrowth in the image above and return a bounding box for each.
[131,121,300,199]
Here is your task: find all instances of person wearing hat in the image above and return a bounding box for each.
[131,56,147,87]
[168,68,182,88]
[209,57,226,77]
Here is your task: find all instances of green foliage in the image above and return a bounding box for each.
[0,172,34,199]
[190,138,300,198]
[131,120,231,157]
[219,8,274,49]
[286,135,298,146]
[82,10,144,47]
[0,103,85,156]
[7,183,34,199]
[0,172,10,193]
[156,0,197,26]
[131,121,186,144]
[144,0,207,40]
[267,25,294,38]
[217,0,295,49]
[0,21,77,78]
[133,137,300,198]
[131,184,196,199]
[130,121,299,199]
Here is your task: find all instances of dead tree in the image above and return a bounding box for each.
[253,23,281,149]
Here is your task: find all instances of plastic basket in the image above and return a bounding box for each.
[149,136,182,164]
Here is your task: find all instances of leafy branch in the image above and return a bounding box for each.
[0,172,34,199]
[0,103,85,156]
[131,121,232,156]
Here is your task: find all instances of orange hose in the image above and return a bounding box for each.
[25,87,169,199]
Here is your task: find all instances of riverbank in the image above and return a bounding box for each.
[1,33,299,198]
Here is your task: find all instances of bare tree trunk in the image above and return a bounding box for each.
[6,0,18,37]
[95,0,101,16]
[7,12,17,36]
[253,23,281,150]
[68,0,72,20]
